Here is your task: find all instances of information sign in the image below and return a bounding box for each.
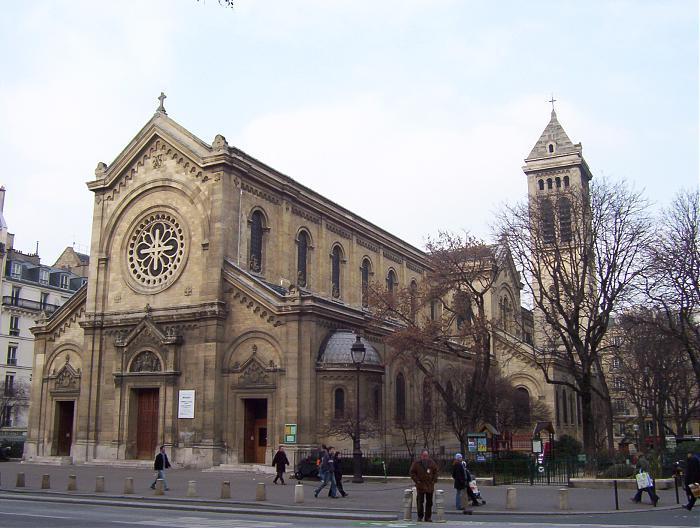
[178,390,195,419]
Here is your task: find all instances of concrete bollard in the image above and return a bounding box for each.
[123,477,134,494]
[220,480,231,499]
[67,474,77,491]
[41,474,51,489]
[412,485,417,509]
[435,489,446,523]
[154,479,164,496]
[186,480,198,498]
[294,483,304,504]
[403,489,413,521]
[95,476,105,493]
[256,482,266,501]
[506,487,517,510]
[16,472,25,488]
[559,487,569,510]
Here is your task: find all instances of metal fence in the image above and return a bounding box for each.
[289,447,583,485]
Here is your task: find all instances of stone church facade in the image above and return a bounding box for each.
[25,99,585,467]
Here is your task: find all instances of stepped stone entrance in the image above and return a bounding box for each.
[243,398,267,464]
[54,401,74,456]
[135,388,159,460]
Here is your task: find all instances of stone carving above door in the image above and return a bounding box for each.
[129,351,162,372]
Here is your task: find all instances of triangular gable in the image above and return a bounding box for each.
[115,313,181,348]
[527,110,578,160]
[30,284,87,341]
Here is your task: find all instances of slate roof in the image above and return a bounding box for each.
[318,329,382,366]
[527,110,578,160]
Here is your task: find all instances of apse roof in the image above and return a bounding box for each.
[318,329,382,366]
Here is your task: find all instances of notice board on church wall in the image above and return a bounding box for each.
[178,390,195,419]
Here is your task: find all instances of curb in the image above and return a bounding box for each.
[446,505,685,516]
[0,491,398,521]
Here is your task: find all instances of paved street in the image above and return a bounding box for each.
[0,497,699,528]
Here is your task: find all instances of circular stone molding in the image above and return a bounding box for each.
[126,211,188,293]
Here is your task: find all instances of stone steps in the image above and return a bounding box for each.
[203,463,275,475]
[22,456,74,466]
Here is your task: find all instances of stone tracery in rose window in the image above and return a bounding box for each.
[127,212,185,290]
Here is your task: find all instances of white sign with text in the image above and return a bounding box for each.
[178,390,195,419]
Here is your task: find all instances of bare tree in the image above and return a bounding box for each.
[497,179,652,456]
[324,416,381,446]
[368,232,503,452]
[0,379,29,430]
[644,189,700,388]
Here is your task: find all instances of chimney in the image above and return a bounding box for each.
[0,186,5,212]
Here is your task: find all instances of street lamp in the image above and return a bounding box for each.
[350,334,366,484]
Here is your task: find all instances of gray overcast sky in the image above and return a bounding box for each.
[0,0,697,263]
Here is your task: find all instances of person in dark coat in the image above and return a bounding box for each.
[684,452,700,511]
[451,453,467,510]
[150,445,171,491]
[272,445,290,485]
[328,451,348,497]
[410,449,439,522]
[314,446,338,498]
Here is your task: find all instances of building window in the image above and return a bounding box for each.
[3,374,14,396]
[10,262,21,279]
[10,286,20,305]
[249,210,264,273]
[613,377,625,391]
[334,387,345,419]
[39,269,49,285]
[548,144,555,153]
[499,295,512,333]
[296,230,309,287]
[1,405,12,427]
[395,373,406,423]
[386,270,397,294]
[60,274,69,289]
[563,176,570,187]
[9,316,19,337]
[331,245,342,298]
[455,291,473,329]
[555,177,561,188]
[6,345,17,366]
[562,389,569,424]
[514,387,531,427]
[547,178,553,190]
[361,258,371,307]
[538,179,544,191]
[559,197,572,243]
[372,386,381,420]
[40,292,49,310]
[612,357,621,370]
[540,199,555,244]
[430,298,437,321]
[555,389,560,426]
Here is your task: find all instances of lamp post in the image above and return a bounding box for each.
[350,334,366,484]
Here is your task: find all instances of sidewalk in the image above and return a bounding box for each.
[0,461,692,517]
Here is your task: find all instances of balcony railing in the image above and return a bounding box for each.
[2,296,59,314]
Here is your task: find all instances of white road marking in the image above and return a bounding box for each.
[120,517,290,528]
[0,512,76,519]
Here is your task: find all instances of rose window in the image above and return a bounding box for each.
[127,213,185,289]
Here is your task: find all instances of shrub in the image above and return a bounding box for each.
[553,435,582,458]
[599,463,635,479]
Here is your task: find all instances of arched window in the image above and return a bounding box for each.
[422,378,432,423]
[386,270,397,294]
[540,199,555,244]
[513,387,531,427]
[331,245,342,298]
[559,197,572,243]
[500,295,512,333]
[563,175,570,187]
[455,291,473,329]
[334,387,345,419]
[409,280,418,321]
[372,386,381,420]
[555,177,561,188]
[430,298,438,320]
[538,179,544,191]
[395,373,406,422]
[548,144,555,153]
[547,178,553,190]
[361,258,371,307]
[249,211,265,272]
[297,230,309,287]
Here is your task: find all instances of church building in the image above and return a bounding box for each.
[24,97,585,467]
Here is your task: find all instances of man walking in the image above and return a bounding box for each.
[272,445,290,485]
[631,454,659,506]
[150,445,171,491]
[684,451,700,511]
[314,446,338,498]
[410,449,439,522]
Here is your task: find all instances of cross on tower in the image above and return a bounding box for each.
[547,93,557,111]
[157,92,167,114]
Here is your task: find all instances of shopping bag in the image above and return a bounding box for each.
[689,483,700,498]
[635,471,653,490]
